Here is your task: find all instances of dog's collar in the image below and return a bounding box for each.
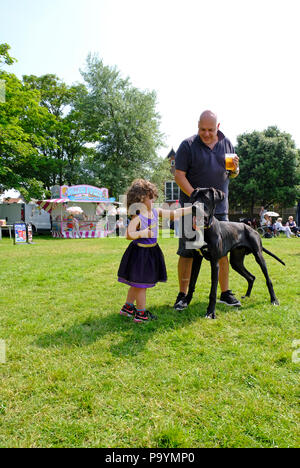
[197,244,209,256]
[204,221,213,230]
[204,214,214,230]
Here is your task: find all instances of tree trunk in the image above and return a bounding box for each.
[250,199,255,218]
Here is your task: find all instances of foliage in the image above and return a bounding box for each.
[230,126,300,215]
[23,74,92,188]
[78,54,164,197]
[150,157,173,202]
[0,43,16,67]
[0,44,48,200]
[0,235,299,447]
[0,46,164,200]
[0,71,57,200]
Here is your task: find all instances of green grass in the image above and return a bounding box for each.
[0,234,299,447]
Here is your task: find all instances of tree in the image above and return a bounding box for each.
[229,126,300,216]
[23,74,92,188]
[0,43,16,67]
[150,157,172,202]
[78,54,164,197]
[0,71,57,200]
[0,45,58,199]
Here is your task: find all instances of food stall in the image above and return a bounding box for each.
[37,185,117,238]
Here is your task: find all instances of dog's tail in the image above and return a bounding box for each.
[262,247,285,266]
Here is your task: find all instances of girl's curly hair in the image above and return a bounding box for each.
[126,179,158,213]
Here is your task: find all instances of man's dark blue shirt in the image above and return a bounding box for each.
[175,130,234,214]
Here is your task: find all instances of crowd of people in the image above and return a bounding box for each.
[260,210,300,238]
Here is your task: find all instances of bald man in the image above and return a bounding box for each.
[174,110,240,310]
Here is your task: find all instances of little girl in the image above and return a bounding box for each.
[118,179,192,323]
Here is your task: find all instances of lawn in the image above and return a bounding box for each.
[0,234,299,448]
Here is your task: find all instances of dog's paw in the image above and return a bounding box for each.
[205,312,216,319]
[271,299,280,306]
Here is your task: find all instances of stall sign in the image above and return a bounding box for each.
[14,223,27,244]
[60,185,113,202]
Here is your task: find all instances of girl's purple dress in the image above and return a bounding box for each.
[118,209,167,288]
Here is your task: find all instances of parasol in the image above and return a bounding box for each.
[107,206,117,216]
[66,206,83,215]
[117,207,127,215]
[265,211,279,217]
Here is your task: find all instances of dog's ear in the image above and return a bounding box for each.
[189,188,204,203]
[209,188,224,202]
[208,188,225,209]
[214,189,225,202]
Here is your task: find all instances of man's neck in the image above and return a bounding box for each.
[199,131,220,150]
[207,139,218,150]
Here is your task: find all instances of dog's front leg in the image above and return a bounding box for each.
[185,252,203,305]
[206,258,219,319]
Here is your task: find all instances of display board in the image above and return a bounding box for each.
[14,222,27,244]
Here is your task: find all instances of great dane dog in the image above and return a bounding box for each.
[183,188,285,319]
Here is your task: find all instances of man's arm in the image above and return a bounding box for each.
[175,170,194,197]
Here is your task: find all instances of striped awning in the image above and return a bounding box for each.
[37,199,68,213]
[37,198,115,213]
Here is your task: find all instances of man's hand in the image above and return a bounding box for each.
[189,189,198,203]
[229,155,240,178]
[232,154,239,171]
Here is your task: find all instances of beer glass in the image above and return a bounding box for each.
[225,153,237,171]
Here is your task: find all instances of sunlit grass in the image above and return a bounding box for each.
[0,234,299,447]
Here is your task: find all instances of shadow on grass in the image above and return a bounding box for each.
[34,301,212,357]
[34,288,268,358]
[33,295,261,357]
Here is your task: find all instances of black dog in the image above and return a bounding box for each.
[183,188,285,319]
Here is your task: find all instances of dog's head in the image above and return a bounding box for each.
[181,188,225,248]
[189,188,225,226]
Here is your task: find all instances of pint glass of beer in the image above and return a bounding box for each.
[225,153,237,171]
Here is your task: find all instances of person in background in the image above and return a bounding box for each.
[274,217,292,238]
[261,213,275,236]
[259,206,267,225]
[286,216,299,236]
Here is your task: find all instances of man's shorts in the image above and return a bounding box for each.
[177,213,229,258]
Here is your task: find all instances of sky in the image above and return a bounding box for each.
[1,0,300,156]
